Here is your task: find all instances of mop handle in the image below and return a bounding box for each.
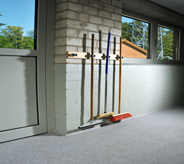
[104,31,111,113]
[90,34,94,122]
[118,37,122,114]
[105,31,111,74]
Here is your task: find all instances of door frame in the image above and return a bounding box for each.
[0,0,56,142]
[45,0,56,133]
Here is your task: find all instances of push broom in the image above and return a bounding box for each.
[97,31,115,119]
[110,37,132,122]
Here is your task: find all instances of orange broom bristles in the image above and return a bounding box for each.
[110,112,132,122]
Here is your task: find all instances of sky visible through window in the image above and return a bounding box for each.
[0,0,35,36]
[0,0,35,49]
[122,16,133,23]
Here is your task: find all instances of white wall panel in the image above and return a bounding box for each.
[0,56,37,131]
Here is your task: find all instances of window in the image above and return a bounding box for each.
[121,16,150,59]
[121,11,182,64]
[0,0,37,50]
[157,26,180,61]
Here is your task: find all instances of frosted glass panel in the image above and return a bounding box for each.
[0,56,38,131]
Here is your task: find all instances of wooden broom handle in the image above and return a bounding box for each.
[118,38,122,114]
[91,34,94,121]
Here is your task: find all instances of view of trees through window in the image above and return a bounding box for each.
[0,0,35,50]
[122,16,180,61]
[0,24,34,49]
[121,16,149,59]
[157,26,179,61]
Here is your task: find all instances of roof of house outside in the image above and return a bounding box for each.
[122,39,148,54]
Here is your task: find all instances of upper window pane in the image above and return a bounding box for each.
[121,16,150,59]
[157,26,179,61]
[0,0,36,50]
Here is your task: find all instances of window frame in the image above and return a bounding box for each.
[121,10,183,65]
[156,24,181,62]
[0,0,38,51]
[121,15,151,60]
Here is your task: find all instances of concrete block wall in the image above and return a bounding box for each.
[55,64,67,135]
[59,63,184,132]
[121,65,184,115]
[54,0,184,134]
[55,0,122,62]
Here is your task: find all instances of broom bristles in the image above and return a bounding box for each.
[110,112,132,122]
[97,112,115,119]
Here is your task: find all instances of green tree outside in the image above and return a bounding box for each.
[0,12,34,49]
[1,26,24,49]
[0,25,34,49]
[162,29,174,59]
[121,22,132,42]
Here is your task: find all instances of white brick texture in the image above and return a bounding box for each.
[84,6,98,16]
[79,13,89,22]
[68,2,83,12]
[89,16,102,24]
[56,2,67,12]
[64,64,184,131]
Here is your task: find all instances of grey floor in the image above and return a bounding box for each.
[1,106,184,164]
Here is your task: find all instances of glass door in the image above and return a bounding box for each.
[0,0,47,142]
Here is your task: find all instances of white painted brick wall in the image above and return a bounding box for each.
[68,2,83,12]
[64,64,184,131]
[111,13,121,21]
[84,23,98,31]
[84,6,98,16]
[99,10,110,18]
[103,18,114,27]
[56,11,67,20]
[89,16,102,24]
[99,0,111,4]
[55,64,67,135]
[55,20,67,29]
[55,37,66,46]
[103,4,115,13]
[79,0,88,5]
[67,20,83,29]
[67,10,79,20]
[89,1,102,9]
[56,2,67,12]
[55,29,66,37]
[55,0,122,59]
[79,13,89,22]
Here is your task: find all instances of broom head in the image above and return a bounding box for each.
[97,112,115,119]
[110,112,132,122]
